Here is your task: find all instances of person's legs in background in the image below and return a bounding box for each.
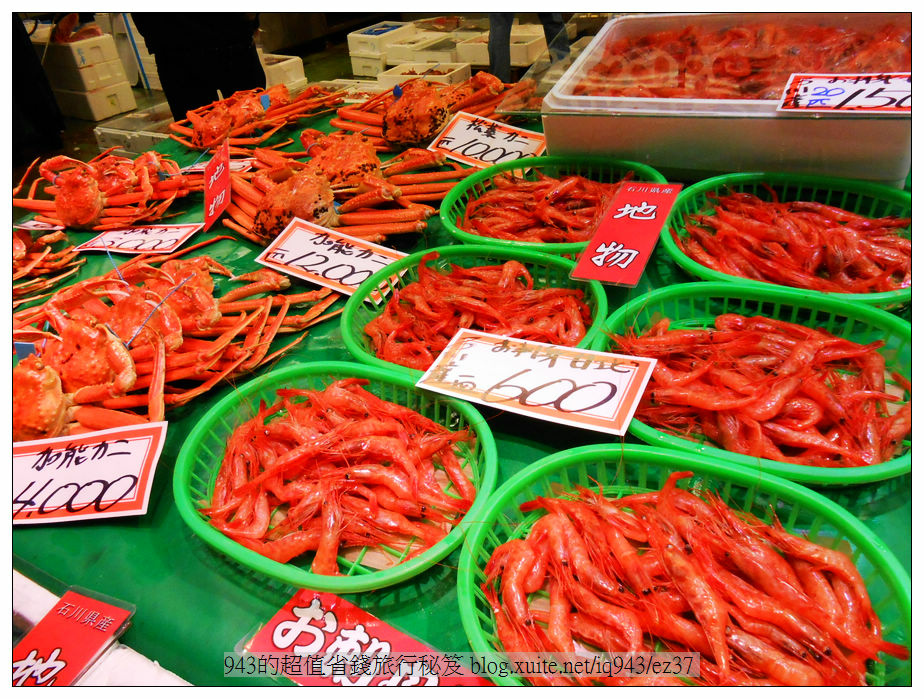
[488,12,515,83]
[538,13,570,63]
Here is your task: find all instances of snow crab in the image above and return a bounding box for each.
[169,83,344,150]
[13,228,86,309]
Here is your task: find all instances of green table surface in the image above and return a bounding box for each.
[13,115,911,686]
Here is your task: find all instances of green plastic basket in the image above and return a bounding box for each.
[174,362,498,594]
[340,244,609,380]
[439,155,668,257]
[661,171,912,309]
[457,444,911,687]
[591,282,911,486]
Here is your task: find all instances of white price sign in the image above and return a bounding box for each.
[75,223,204,254]
[14,220,65,231]
[181,157,255,173]
[779,72,911,113]
[13,422,168,525]
[429,111,546,168]
[256,217,406,295]
[417,329,657,435]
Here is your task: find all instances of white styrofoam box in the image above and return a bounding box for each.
[569,35,593,60]
[46,57,127,92]
[316,79,384,104]
[138,54,160,89]
[451,29,484,41]
[384,33,444,65]
[348,21,415,55]
[285,76,309,97]
[261,53,305,86]
[53,80,137,121]
[415,38,458,64]
[94,101,174,154]
[350,53,388,78]
[39,33,120,72]
[377,63,472,89]
[93,13,112,34]
[510,32,545,66]
[512,23,544,35]
[543,12,911,186]
[456,35,490,65]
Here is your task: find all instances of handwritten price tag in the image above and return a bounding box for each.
[572,182,682,287]
[779,72,911,113]
[241,589,492,686]
[181,157,254,173]
[417,330,657,435]
[74,223,204,254]
[203,139,231,231]
[256,218,406,296]
[13,422,167,525]
[14,220,65,231]
[13,590,133,686]
[430,111,546,168]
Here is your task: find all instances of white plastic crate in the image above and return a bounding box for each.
[350,52,388,78]
[46,57,127,92]
[347,21,415,55]
[543,12,912,186]
[377,63,471,89]
[53,80,137,121]
[384,33,444,65]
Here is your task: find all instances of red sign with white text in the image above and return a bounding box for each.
[203,139,231,231]
[244,590,492,686]
[571,182,682,287]
[12,590,133,686]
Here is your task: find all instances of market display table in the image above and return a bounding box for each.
[12,114,911,686]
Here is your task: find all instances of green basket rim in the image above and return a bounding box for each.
[439,155,668,255]
[457,443,912,687]
[173,361,498,594]
[660,171,912,307]
[593,281,911,486]
[340,243,609,379]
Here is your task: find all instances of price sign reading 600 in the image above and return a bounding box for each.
[417,330,657,435]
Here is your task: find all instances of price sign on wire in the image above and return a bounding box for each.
[571,182,683,287]
[74,223,204,254]
[13,422,167,525]
[203,138,231,230]
[778,72,911,113]
[14,220,64,231]
[13,590,133,686]
[417,329,657,435]
[429,111,546,168]
[238,589,492,686]
[256,217,406,296]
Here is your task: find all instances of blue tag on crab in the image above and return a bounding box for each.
[15,342,37,359]
[392,84,403,99]
[260,94,271,111]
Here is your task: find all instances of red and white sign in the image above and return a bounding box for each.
[243,590,492,686]
[779,72,911,113]
[74,223,204,255]
[12,590,133,686]
[571,182,682,287]
[203,139,231,231]
[13,422,168,525]
[430,112,546,168]
[256,218,406,296]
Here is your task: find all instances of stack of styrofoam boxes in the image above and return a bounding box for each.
[348,21,416,78]
[384,32,444,66]
[258,48,307,96]
[38,33,138,121]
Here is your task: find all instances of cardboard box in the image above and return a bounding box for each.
[350,53,388,78]
[377,63,471,89]
[543,12,912,186]
[46,57,127,92]
[53,80,137,121]
[347,21,415,55]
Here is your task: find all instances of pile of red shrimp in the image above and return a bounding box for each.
[202,378,476,573]
[608,314,910,468]
[458,172,627,243]
[364,252,593,370]
[482,471,909,686]
[673,189,911,293]
[573,21,911,99]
